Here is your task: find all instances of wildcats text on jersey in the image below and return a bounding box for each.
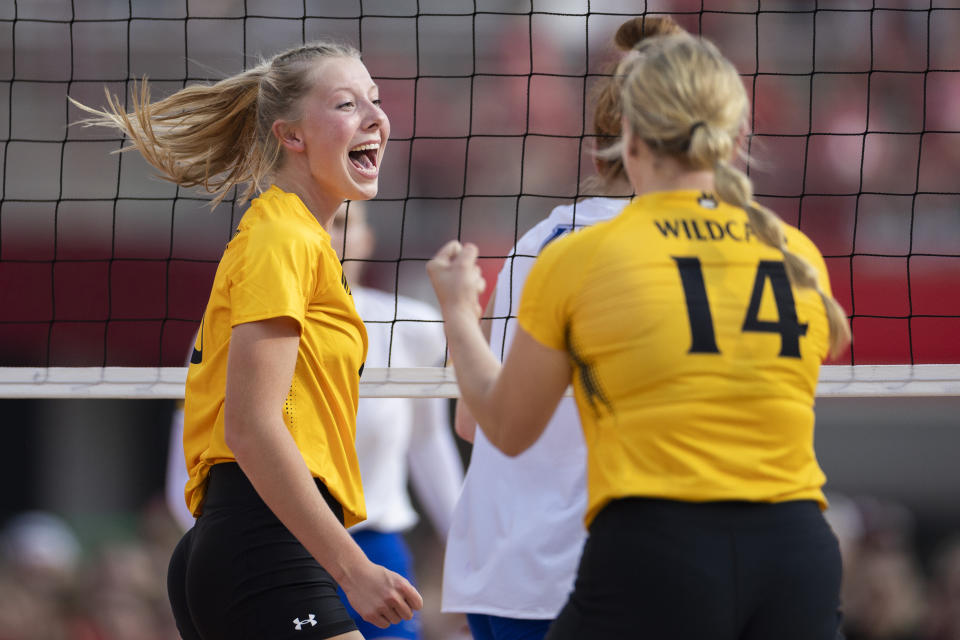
[654,218,755,243]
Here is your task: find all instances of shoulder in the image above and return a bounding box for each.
[522,222,602,296]
[513,198,627,257]
[239,209,325,257]
[781,221,827,266]
[243,187,325,244]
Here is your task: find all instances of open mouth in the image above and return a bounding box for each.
[348,142,379,173]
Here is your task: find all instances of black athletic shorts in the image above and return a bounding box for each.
[546,498,844,640]
[167,462,358,640]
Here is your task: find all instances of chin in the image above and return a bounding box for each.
[350,183,379,201]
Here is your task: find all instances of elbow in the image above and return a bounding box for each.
[478,415,531,458]
[223,410,258,461]
[499,442,526,458]
[223,425,245,459]
[454,417,476,443]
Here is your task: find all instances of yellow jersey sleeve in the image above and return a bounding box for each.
[229,220,321,329]
[517,231,595,352]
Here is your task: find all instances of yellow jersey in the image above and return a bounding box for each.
[182,186,368,527]
[518,190,832,526]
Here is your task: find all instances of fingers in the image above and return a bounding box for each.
[402,579,424,611]
[427,240,486,317]
[355,570,423,629]
[456,242,479,264]
[429,240,479,265]
[429,239,467,267]
[474,265,486,293]
[369,586,421,628]
[383,596,411,624]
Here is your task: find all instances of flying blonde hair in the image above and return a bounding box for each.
[69,42,360,208]
[616,33,851,358]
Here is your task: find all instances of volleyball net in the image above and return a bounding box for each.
[1,2,958,399]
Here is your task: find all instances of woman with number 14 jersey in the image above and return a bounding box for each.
[532,188,834,519]
[428,32,851,639]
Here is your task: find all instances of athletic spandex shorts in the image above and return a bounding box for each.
[167,462,358,640]
[546,498,844,640]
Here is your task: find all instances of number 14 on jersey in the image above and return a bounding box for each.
[672,257,809,358]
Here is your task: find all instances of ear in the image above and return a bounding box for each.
[272,119,305,153]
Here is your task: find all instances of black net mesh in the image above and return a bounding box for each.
[0,1,957,368]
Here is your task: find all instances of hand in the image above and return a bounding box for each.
[426,240,486,320]
[339,560,423,629]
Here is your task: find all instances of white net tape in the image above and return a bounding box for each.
[1,365,958,400]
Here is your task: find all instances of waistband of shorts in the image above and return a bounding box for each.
[595,497,822,529]
[203,462,344,526]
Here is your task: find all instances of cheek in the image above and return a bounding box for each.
[309,113,353,149]
[307,131,347,169]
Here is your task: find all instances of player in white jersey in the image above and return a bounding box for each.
[441,197,622,631]
[348,286,462,544]
[440,17,686,640]
[329,201,464,640]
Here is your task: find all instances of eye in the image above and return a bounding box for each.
[337,101,355,110]
[372,98,382,107]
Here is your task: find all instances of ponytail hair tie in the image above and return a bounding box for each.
[681,121,706,152]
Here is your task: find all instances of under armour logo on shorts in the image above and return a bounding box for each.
[293,614,317,630]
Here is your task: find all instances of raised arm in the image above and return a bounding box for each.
[428,241,571,457]
[224,317,422,629]
[453,289,496,443]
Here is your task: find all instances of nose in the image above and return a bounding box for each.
[363,98,388,134]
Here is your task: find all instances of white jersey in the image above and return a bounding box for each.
[350,286,463,536]
[442,197,627,618]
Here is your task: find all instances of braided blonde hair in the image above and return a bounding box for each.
[69,42,360,208]
[618,34,851,358]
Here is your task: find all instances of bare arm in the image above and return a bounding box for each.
[428,242,571,457]
[224,318,422,628]
[453,290,495,443]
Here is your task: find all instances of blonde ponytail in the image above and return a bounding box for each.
[69,42,359,208]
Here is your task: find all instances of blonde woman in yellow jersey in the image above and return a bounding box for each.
[428,33,851,640]
[72,43,422,639]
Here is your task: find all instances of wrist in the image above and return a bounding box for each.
[327,543,369,586]
[441,303,479,329]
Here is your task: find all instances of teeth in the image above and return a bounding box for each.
[350,143,379,152]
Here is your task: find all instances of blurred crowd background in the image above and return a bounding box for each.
[1,0,959,638]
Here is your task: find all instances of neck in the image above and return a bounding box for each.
[624,140,717,197]
[272,171,343,228]
[636,161,715,197]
